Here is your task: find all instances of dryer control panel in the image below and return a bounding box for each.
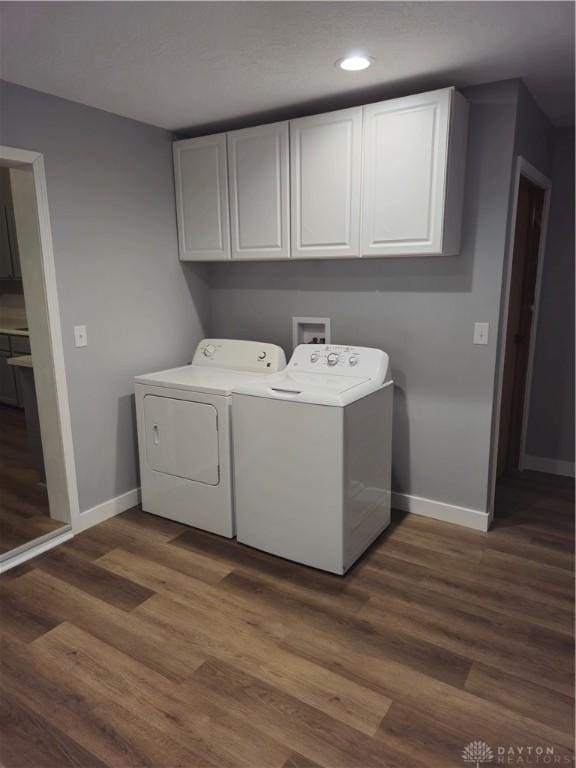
[192,339,286,373]
[288,344,390,383]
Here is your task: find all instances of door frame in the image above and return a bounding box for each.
[0,145,79,571]
[488,156,552,520]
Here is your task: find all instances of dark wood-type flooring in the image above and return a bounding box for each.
[0,404,64,555]
[1,470,574,767]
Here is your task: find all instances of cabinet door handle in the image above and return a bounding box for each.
[153,424,159,445]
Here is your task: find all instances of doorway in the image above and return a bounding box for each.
[0,147,78,571]
[497,175,546,478]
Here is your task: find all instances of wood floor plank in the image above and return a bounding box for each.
[32,547,154,611]
[190,658,427,768]
[218,567,366,630]
[0,690,107,768]
[2,635,141,766]
[377,702,473,768]
[360,590,573,696]
[365,535,484,575]
[33,621,290,768]
[58,532,116,561]
[479,549,574,601]
[384,518,487,559]
[529,531,575,555]
[0,583,61,643]
[3,569,204,681]
[487,515,572,548]
[359,559,575,636]
[493,506,575,538]
[388,510,487,542]
[219,568,473,688]
[0,562,32,582]
[98,548,287,639]
[485,529,575,571]
[132,586,391,737]
[356,554,573,637]
[2,636,215,768]
[465,662,575,736]
[362,566,574,649]
[89,526,233,585]
[281,620,574,752]
[282,753,323,768]
[116,507,189,541]
[171,526,369,612]
[398,498,574,584]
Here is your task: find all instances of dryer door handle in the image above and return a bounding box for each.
[153,424,160,445]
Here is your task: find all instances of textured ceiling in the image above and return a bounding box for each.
[0,1,574,131]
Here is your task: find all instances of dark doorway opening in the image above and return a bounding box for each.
[497,175,546,479]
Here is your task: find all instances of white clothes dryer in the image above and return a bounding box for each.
[135,339,286,537]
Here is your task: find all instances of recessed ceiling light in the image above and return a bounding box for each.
[336,55,373,72]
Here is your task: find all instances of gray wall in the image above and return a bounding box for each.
[3,75,564,520]
[513,81,554,177]
[526,127,575,464]
[0,81,210,513]
[209,81,520,514]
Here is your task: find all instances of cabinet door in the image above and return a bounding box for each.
[0,353,18,406]
[362,88,452,257]
[290,107,362,258]
[228,122,290,260]
[173,134,231,261]
[11,335,31,355]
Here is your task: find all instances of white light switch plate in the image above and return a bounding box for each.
[473,322,489,345]
[74,325,88,347]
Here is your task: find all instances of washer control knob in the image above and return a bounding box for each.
[258,351,267,360]
[310,352,319,363]
[327,352,339,366]
[203,344,216,358]
[348,355,359,366]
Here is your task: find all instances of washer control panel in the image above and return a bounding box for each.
[192,339,286,373]
[288,344,390,382]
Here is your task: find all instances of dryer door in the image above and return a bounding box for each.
[144,395,219,485]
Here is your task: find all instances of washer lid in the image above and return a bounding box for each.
[233,370,383,406]
[135,365,276,395]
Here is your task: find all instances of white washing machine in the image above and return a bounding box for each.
[134,339,286,537]
[233,344,393,574]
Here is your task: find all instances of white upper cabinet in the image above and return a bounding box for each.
[290,107,362,258]
[361,88,469,257]
[172,88,468,261]
[173,134,231,261]
[228,122,290,260]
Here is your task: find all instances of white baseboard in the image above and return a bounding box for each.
[522,455,575,478]
[392,491,489,532]
[76,487,141,532]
